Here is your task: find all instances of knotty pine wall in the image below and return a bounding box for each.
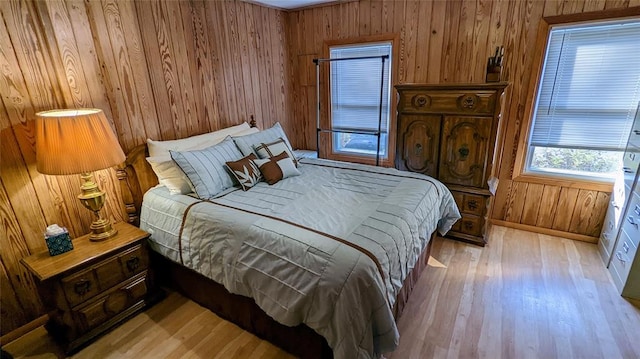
[0,0,290,335]
[285,0,638,240]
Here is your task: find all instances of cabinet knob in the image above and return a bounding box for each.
[126,257,140,272]
[414,143,423,156]
[616,251,627,264]
[74,279,91,296]
[467,200,478,210]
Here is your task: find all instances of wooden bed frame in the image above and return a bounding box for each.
[116,141,434,358]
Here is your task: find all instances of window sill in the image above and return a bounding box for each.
[513,172,614,192]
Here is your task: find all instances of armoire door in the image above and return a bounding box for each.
[438,116,491,187]
[396,114,441,177]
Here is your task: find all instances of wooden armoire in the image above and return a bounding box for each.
[395,83,508,246]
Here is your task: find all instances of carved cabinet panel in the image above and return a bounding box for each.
[439,116,491,188]
[395,83,507,246]
[396,115,441,177]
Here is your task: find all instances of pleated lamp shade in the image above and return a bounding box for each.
[36,109,125,175]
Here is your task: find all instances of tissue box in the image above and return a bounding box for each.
[45,232,73,256]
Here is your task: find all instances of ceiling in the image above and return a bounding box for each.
[249,0,339,10]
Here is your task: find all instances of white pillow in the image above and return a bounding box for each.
[146,156,195,195]
[146,123,254,194]
[147,122,250,157]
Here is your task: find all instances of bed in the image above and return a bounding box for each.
[116,122,460,359]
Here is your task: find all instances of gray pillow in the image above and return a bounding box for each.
[170,136,243,199]
[232,122,295,157]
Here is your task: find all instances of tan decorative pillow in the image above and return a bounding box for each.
[225,153,262,191]
[254,152,301,185]
[253,137,298,167]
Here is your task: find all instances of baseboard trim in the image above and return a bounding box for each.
[491,220,599,243]
[0,315,48,346]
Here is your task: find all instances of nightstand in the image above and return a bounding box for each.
[21,222,156,353]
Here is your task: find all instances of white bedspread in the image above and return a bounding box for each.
[140,158,460,358]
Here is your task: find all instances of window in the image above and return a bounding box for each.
[329,42,392,159]
[525,19,640,181]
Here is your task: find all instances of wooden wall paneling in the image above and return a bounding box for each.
[135,0,178,141]
[412,0,432,83]
[552,187,580,232]
[455,0,478,83]
[569,190,610,237]
[440,0,463,82]
[246,2,268,130]
[115,0,161,144]
[84,0,137,151]
[381,0,394,33]
[535,185,561,228]
[253,5,271,126]
[187,1,218,133]
[469,0,493,84]
[358,0,370,36]
[369,0,382,35]
[0,2,68,239]
[562,0,586,15]
[0,175,44,331]
[492,178,512,221]
[172,1,209,134]
[504,181,529,224]
[347,2,359,39]
[235,3,257,125]
[227,3,249,125]
[520,183,545,226]
[583,0,608,12]
[605,0,632,10]
[391,0,405,83]
[400,0,418,83]
[543,0,564,17]
[168,0,203,136]
[272,10,289,127]
[426,0,446,84]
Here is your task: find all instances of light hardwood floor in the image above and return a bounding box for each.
[3,226,640,358]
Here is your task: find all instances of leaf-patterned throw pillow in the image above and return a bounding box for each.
[225,153,262,191]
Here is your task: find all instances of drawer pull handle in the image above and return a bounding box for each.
[463,221,474,230]
[623,241,630,253]
[74,279,91,296]
[634,129,640,135]
[623,167,633,174]
[467,200,478,210]
[126,257,140,272]
[616,251,627,264]
[628,216,638,227]
[635,205,640,216]
[631,153,636,161]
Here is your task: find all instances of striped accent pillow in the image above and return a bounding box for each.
[170,136,243,199]
[253,138,298,167]
[232,122,295,158]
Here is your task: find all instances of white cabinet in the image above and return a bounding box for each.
[600,103,640,299]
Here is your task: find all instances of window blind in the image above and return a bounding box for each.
[329,43,391,133]
[530,20,640,151]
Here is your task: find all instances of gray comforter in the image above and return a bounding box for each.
[140,158,460,358]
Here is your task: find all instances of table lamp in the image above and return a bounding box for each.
[36,108,126,241]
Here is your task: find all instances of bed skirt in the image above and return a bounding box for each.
[152,234,434,359]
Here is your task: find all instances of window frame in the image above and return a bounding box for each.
[320,34,399,167]
[513,9,640,192]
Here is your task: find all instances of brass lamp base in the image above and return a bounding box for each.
[89,218,118,242]
[78,172,118,242]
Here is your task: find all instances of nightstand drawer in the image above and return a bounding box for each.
[62,244,148,307]
[75,272,148,331]
[451,214,484,237]
[118,245,148,277]
[451,191,487,216]
[62,269,100,307]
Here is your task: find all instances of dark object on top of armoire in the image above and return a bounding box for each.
[395,83,508,246]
